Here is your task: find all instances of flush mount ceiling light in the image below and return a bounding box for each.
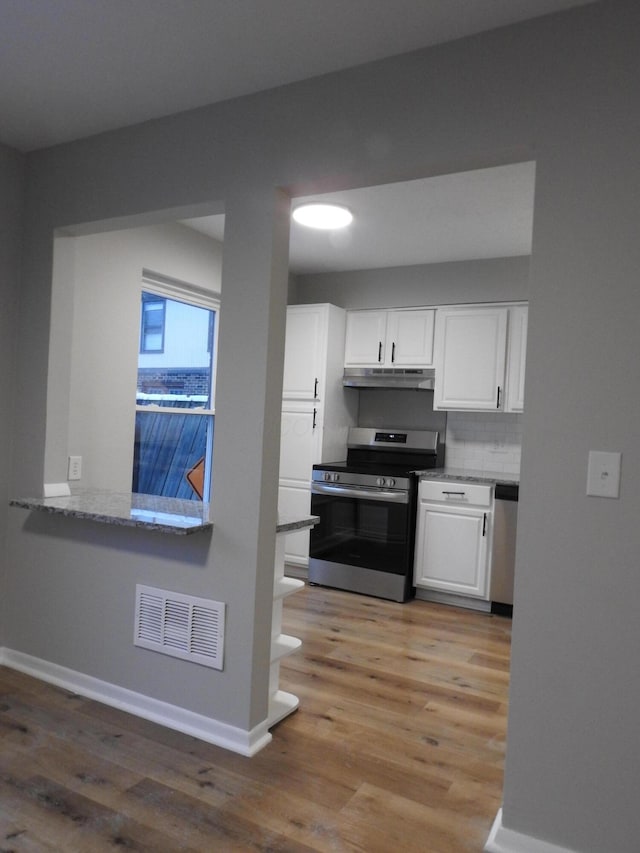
[292,202,353,230]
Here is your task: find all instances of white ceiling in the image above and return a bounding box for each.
[183,161,536,274]
[1,0,595,153]
[1,1,587,273]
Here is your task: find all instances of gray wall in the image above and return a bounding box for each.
[357,389,447,435]
[293,255,530,309]
[0,143,24,645]
[4,1,640,849]
[60,223,222,492]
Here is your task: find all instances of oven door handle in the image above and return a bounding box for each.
[311,482,408,504]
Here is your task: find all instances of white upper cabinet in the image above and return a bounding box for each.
[343,310,388,366]
[385,309,435,366]
[434,306,509,411]
[344,308,435,368]
[282,305,326,400]
[505,305,528,413]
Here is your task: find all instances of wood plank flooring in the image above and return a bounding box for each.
[0,585,511,852]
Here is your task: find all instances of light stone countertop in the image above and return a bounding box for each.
[10,490,319,536]
[415,467,520,487]
[276,514,319,533]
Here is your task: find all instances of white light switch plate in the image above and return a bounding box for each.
[586,450,621,498]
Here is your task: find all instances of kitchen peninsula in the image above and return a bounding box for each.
[7,490,318,748]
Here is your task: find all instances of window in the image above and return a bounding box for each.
[133,276,219,501]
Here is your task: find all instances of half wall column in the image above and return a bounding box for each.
[211,186,291,732]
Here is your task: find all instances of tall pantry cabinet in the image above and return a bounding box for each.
[279,304,357,566]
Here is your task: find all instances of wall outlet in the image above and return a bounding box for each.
[67,455,82,480]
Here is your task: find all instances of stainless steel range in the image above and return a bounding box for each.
[309,427,442,602]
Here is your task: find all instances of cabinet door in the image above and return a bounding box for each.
[506,305,527,412]
[433,307,508,410]
[344,311,387,366]
[283,305,325,400]
[386,309,434,367]
[278,484,311,566]
[279,405,320,566]
[279,404,320,484]
[414,503,490,598]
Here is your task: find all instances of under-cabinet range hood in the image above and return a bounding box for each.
[343,367,435,390]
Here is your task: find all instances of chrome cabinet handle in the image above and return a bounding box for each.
[378,341,382,362]
[442,490,466,496]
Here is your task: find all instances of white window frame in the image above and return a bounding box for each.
[136,272,220,501]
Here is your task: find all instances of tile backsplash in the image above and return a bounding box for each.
[355,389,522,475]
[444,411,522,474]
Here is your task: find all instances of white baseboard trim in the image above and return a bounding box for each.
[486,808,579,853]
[283,562,308,580]
[284,555,308,571]
[0,647,272,757]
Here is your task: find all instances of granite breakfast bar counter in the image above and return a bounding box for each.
[9,490,318,537]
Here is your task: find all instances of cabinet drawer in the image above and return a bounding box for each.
[419,479,493,507]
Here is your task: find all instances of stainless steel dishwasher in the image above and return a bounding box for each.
[490,482,519,616]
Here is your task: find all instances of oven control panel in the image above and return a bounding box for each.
[312,468,411,491]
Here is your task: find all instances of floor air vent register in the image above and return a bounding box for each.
[134,584,225,670]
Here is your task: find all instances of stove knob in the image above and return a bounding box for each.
[324,472,332,482]
[387,478,395,487]
[332,473,340,482]
[376,477,386,487]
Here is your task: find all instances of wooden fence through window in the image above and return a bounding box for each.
[132,405,212,500]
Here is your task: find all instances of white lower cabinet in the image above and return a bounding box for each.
[414,480,493,600]
[278,402,319,566]
[277,483,312,565]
